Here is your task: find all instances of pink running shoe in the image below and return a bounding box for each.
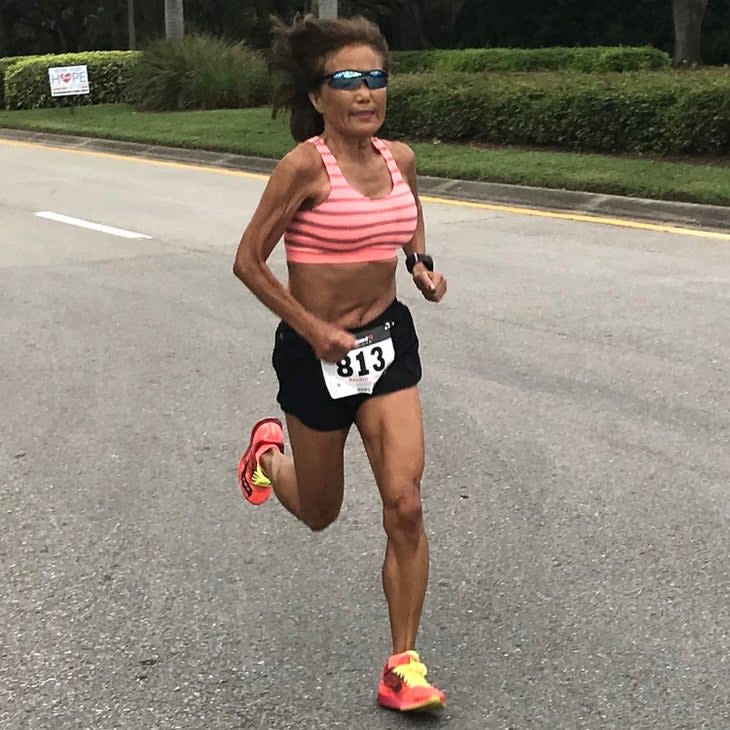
[377,650,446,712]
[237,417,284,505]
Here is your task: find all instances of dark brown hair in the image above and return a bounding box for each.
[269,14,390,142]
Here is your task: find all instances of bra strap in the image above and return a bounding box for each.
[307,135,343,180]
[371,137,405,184]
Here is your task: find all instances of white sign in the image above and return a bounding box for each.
[48,65,90,97]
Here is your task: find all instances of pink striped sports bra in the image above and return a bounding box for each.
[284,136,418,264]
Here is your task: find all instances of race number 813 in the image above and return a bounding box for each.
[336,347,387,378]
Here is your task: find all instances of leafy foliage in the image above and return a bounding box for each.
[0,55,32,107]
[594,47,671,72]
[383,69,730,155]
[128,34,269,111]
[392,47,671,74]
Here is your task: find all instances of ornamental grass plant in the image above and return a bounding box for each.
[129,34,269,111]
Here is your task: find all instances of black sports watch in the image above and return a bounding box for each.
[405,253,434,274]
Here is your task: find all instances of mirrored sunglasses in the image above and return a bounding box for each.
[321,69,389,91]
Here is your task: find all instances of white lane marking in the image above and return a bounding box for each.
[34,211,152,239]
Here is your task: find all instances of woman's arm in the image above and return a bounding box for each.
[389,141,447,303]
[232,146,356,361]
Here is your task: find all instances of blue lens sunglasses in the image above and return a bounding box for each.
[321,69,389,91]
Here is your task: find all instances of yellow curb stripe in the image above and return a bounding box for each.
[419,195,730,240]
[0,137,269,181]
[2,136,729,241]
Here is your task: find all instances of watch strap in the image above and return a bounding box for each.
[406,253,434,274]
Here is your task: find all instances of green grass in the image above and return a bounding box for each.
[0,104,728,206]
[0,104,293,158]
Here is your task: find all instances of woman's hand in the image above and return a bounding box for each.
[308,321,357,363]
[413,267,447,302]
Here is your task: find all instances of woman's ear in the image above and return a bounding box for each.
[308,89,324,115]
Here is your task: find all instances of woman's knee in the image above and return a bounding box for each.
[299,504,341,531]
[297,478,343,531]
[382,485,424,538]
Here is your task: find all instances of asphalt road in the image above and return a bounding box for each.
[1,141,728,730]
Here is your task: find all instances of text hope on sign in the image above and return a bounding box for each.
[48,65,90,97]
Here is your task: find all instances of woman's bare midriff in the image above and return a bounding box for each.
[288,258,398,330]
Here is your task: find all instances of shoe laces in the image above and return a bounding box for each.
[251,464,271,488]
[390,651,431,689]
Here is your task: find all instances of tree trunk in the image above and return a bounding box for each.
[165,0,184,40]
[672,0,709,65]
[128,0,136,50]
[319,0,338,19]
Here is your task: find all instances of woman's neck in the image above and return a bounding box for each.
[320,130,375,162]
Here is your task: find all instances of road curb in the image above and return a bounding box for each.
[2,127,729,232]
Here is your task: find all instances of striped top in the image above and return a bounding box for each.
[284,136,418,264]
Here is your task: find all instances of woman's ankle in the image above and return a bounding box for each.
[258,447,278,476]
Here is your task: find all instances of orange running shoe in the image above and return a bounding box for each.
[377,650,446,712]
[237,417,284,505]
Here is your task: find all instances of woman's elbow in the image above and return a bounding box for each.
[233,254,257,284]
[232,257,245,281]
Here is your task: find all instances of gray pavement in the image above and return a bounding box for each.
[1,140,729,730]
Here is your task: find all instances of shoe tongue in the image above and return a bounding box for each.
[388,650,420,669]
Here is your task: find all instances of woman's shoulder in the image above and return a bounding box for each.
[273,139,325,183]
[278,138,321,169]
[377,138,416,173]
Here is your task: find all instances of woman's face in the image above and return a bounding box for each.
[309,43,387,139]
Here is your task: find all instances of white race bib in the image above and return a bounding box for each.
[321,324,395,399]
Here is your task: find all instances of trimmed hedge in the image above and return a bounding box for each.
[391,46,671,74]
[4,51,139,110]
[3,47,724,158]
[0,56,36,108]
[384,69,730,155]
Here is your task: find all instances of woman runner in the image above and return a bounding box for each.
[233,14,448,712]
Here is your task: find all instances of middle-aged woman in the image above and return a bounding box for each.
[232,15,448,712]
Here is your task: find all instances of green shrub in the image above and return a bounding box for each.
[383,69,729,155]
[390,50,439,74]
[0,56,37,108]
[129,34,269,111]
[391,46,671,74]
[594,47,671,72]
[0,57,18,108]
[4,51,139,110]
[665,83,730,154]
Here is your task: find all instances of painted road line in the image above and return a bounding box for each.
[35,211,152,239]
[4,138,728,242]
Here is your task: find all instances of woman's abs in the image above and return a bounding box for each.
[288,258,398,329]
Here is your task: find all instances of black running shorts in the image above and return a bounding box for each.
[272,299,422,431]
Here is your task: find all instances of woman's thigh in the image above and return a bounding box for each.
[354,387,425,502]
[286,413,350,514]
